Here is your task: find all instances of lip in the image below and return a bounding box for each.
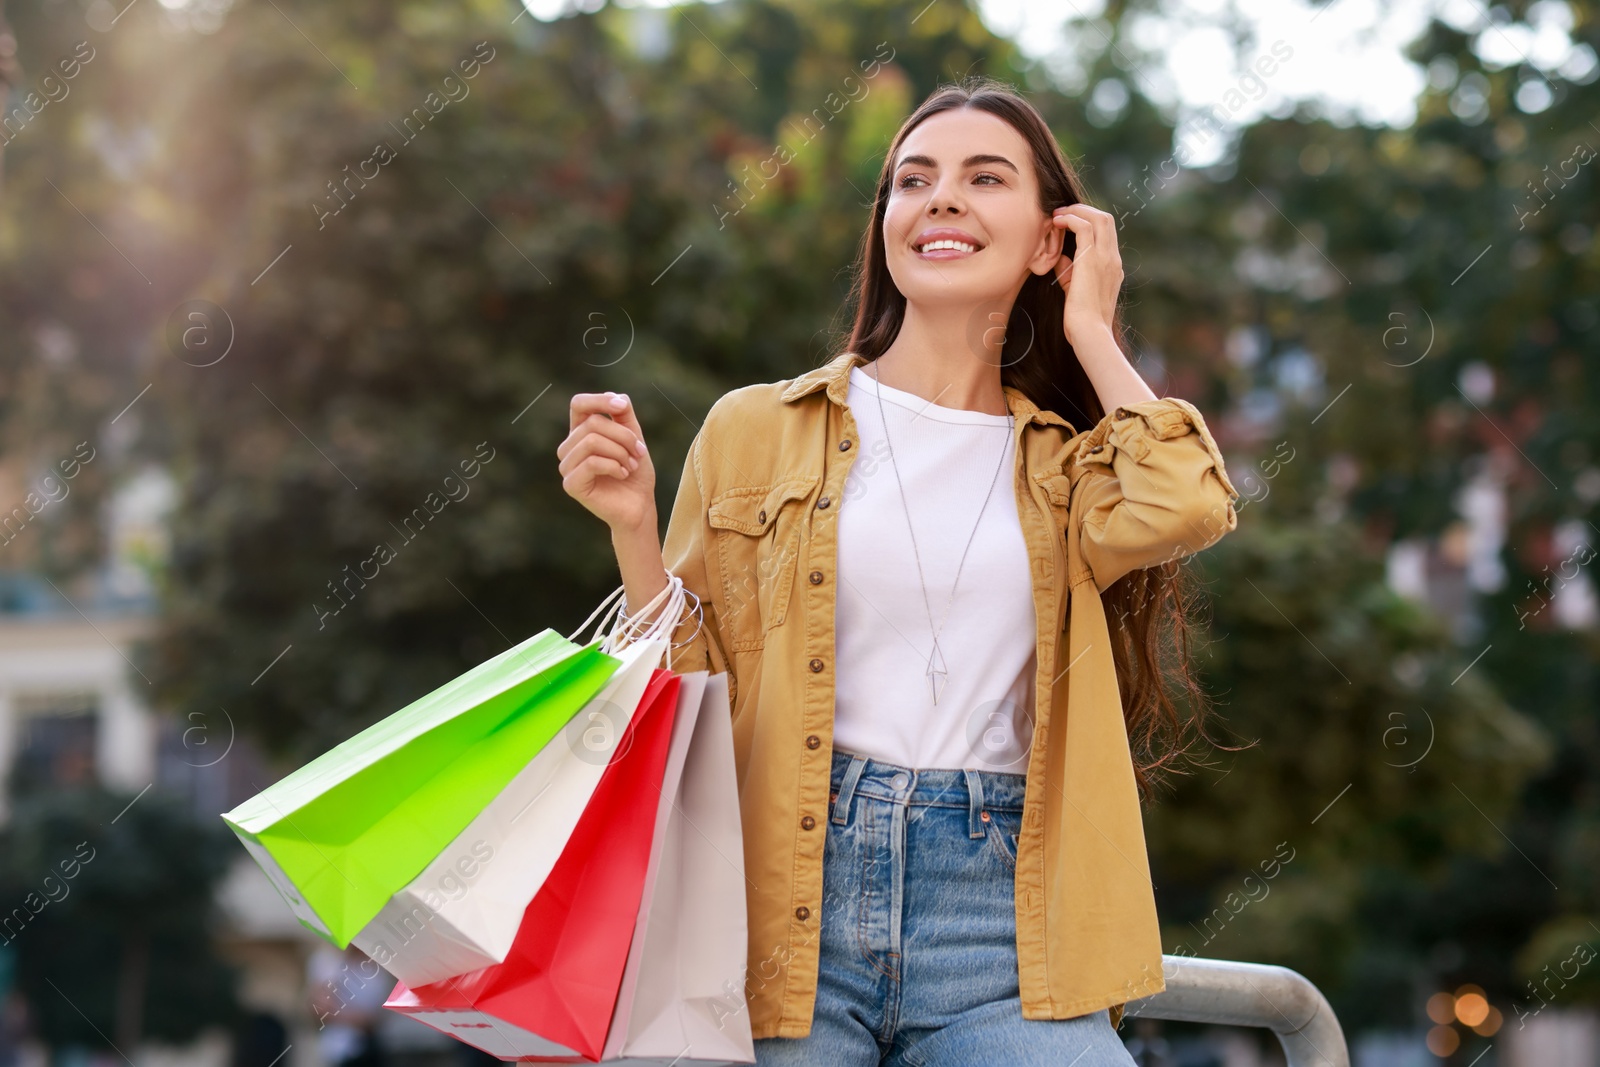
[912,227,985,260]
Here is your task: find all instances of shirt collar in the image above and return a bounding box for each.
[779,350,1076,433]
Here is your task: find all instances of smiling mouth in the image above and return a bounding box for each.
[915,239,982,255]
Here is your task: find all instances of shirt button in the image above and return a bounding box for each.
[806,734,821,748]
[1089,445,1104,454]
[817,496,831,509]
[801,815,816,830]
[758,509,767,523]
[1115,407,1131,419]
[795,906,810,921]
[809,658,824,672]
[839,440,852,451]
[809,570,824,584]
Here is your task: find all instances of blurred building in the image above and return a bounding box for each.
[0,468,456,1067]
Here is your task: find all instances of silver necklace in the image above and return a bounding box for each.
[869,359,1015,705]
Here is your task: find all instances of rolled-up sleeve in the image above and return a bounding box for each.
[1068,397,1240,594]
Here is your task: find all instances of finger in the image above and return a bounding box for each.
[1089,208,1118,260]
[1059,203,1112,224]
[559,431,639,480]
[1055,211,1093,254]
[1050,211,1076,238]
[569,392,630,432]
[557,411,645,463]
[569,452,633,485]
[562,443,637,486]
[598,390,646,441]
[1049,212,1075,259]
[566,426,639,477]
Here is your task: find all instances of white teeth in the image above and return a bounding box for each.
[918,239,978,253]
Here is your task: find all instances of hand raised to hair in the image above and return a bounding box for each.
[1050,204,1123,351]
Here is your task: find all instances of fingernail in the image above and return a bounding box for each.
[635,439,647,455]
[610,394,626,409]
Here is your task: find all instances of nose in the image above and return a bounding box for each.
[927,176,965,216]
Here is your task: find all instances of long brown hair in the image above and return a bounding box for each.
[833,74,1240,804]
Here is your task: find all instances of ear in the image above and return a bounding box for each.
[1028,214,1065,277]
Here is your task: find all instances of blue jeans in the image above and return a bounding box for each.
[752,749,1138,1066]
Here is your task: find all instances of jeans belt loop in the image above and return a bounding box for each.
[964,768,986,838]
[832,754,868,825]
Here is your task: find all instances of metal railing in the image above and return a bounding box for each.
[1122,955,1350,1067]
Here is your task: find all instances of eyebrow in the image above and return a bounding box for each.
[894,152,1019,175]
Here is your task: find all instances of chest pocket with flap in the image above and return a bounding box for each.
[707,474,819,651]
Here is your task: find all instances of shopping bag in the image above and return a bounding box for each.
[593,669,753,1066]
[383,664,686,1061]
[221,628,620,947]
[352,634,670,987]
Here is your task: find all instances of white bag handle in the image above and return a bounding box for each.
[566,573,705,669]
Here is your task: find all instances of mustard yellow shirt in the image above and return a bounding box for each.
[644,349,1240,1039]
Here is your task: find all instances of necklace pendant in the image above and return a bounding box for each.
[926,638,949,705]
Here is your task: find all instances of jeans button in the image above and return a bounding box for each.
[891,773,909,790]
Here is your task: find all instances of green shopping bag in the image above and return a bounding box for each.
[222,628,620,948]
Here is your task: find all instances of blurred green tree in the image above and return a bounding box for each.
[0,785,240,1050]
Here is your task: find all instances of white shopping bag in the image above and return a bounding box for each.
[351,636,668,987]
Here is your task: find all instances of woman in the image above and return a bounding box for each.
[559,76,1240,1066]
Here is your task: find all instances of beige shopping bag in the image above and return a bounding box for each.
[598,669,753,1066]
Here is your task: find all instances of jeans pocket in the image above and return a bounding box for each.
[986,810,1022,872]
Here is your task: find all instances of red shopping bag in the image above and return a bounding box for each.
[384,667,683,1062]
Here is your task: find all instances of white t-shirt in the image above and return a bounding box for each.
[831,363,1037,774]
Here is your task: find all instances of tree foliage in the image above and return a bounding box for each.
[1,0,1597,1045]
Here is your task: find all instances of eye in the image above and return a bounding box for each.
[896,171,1004,189]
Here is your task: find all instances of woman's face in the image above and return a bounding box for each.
[882,107,1062,311]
